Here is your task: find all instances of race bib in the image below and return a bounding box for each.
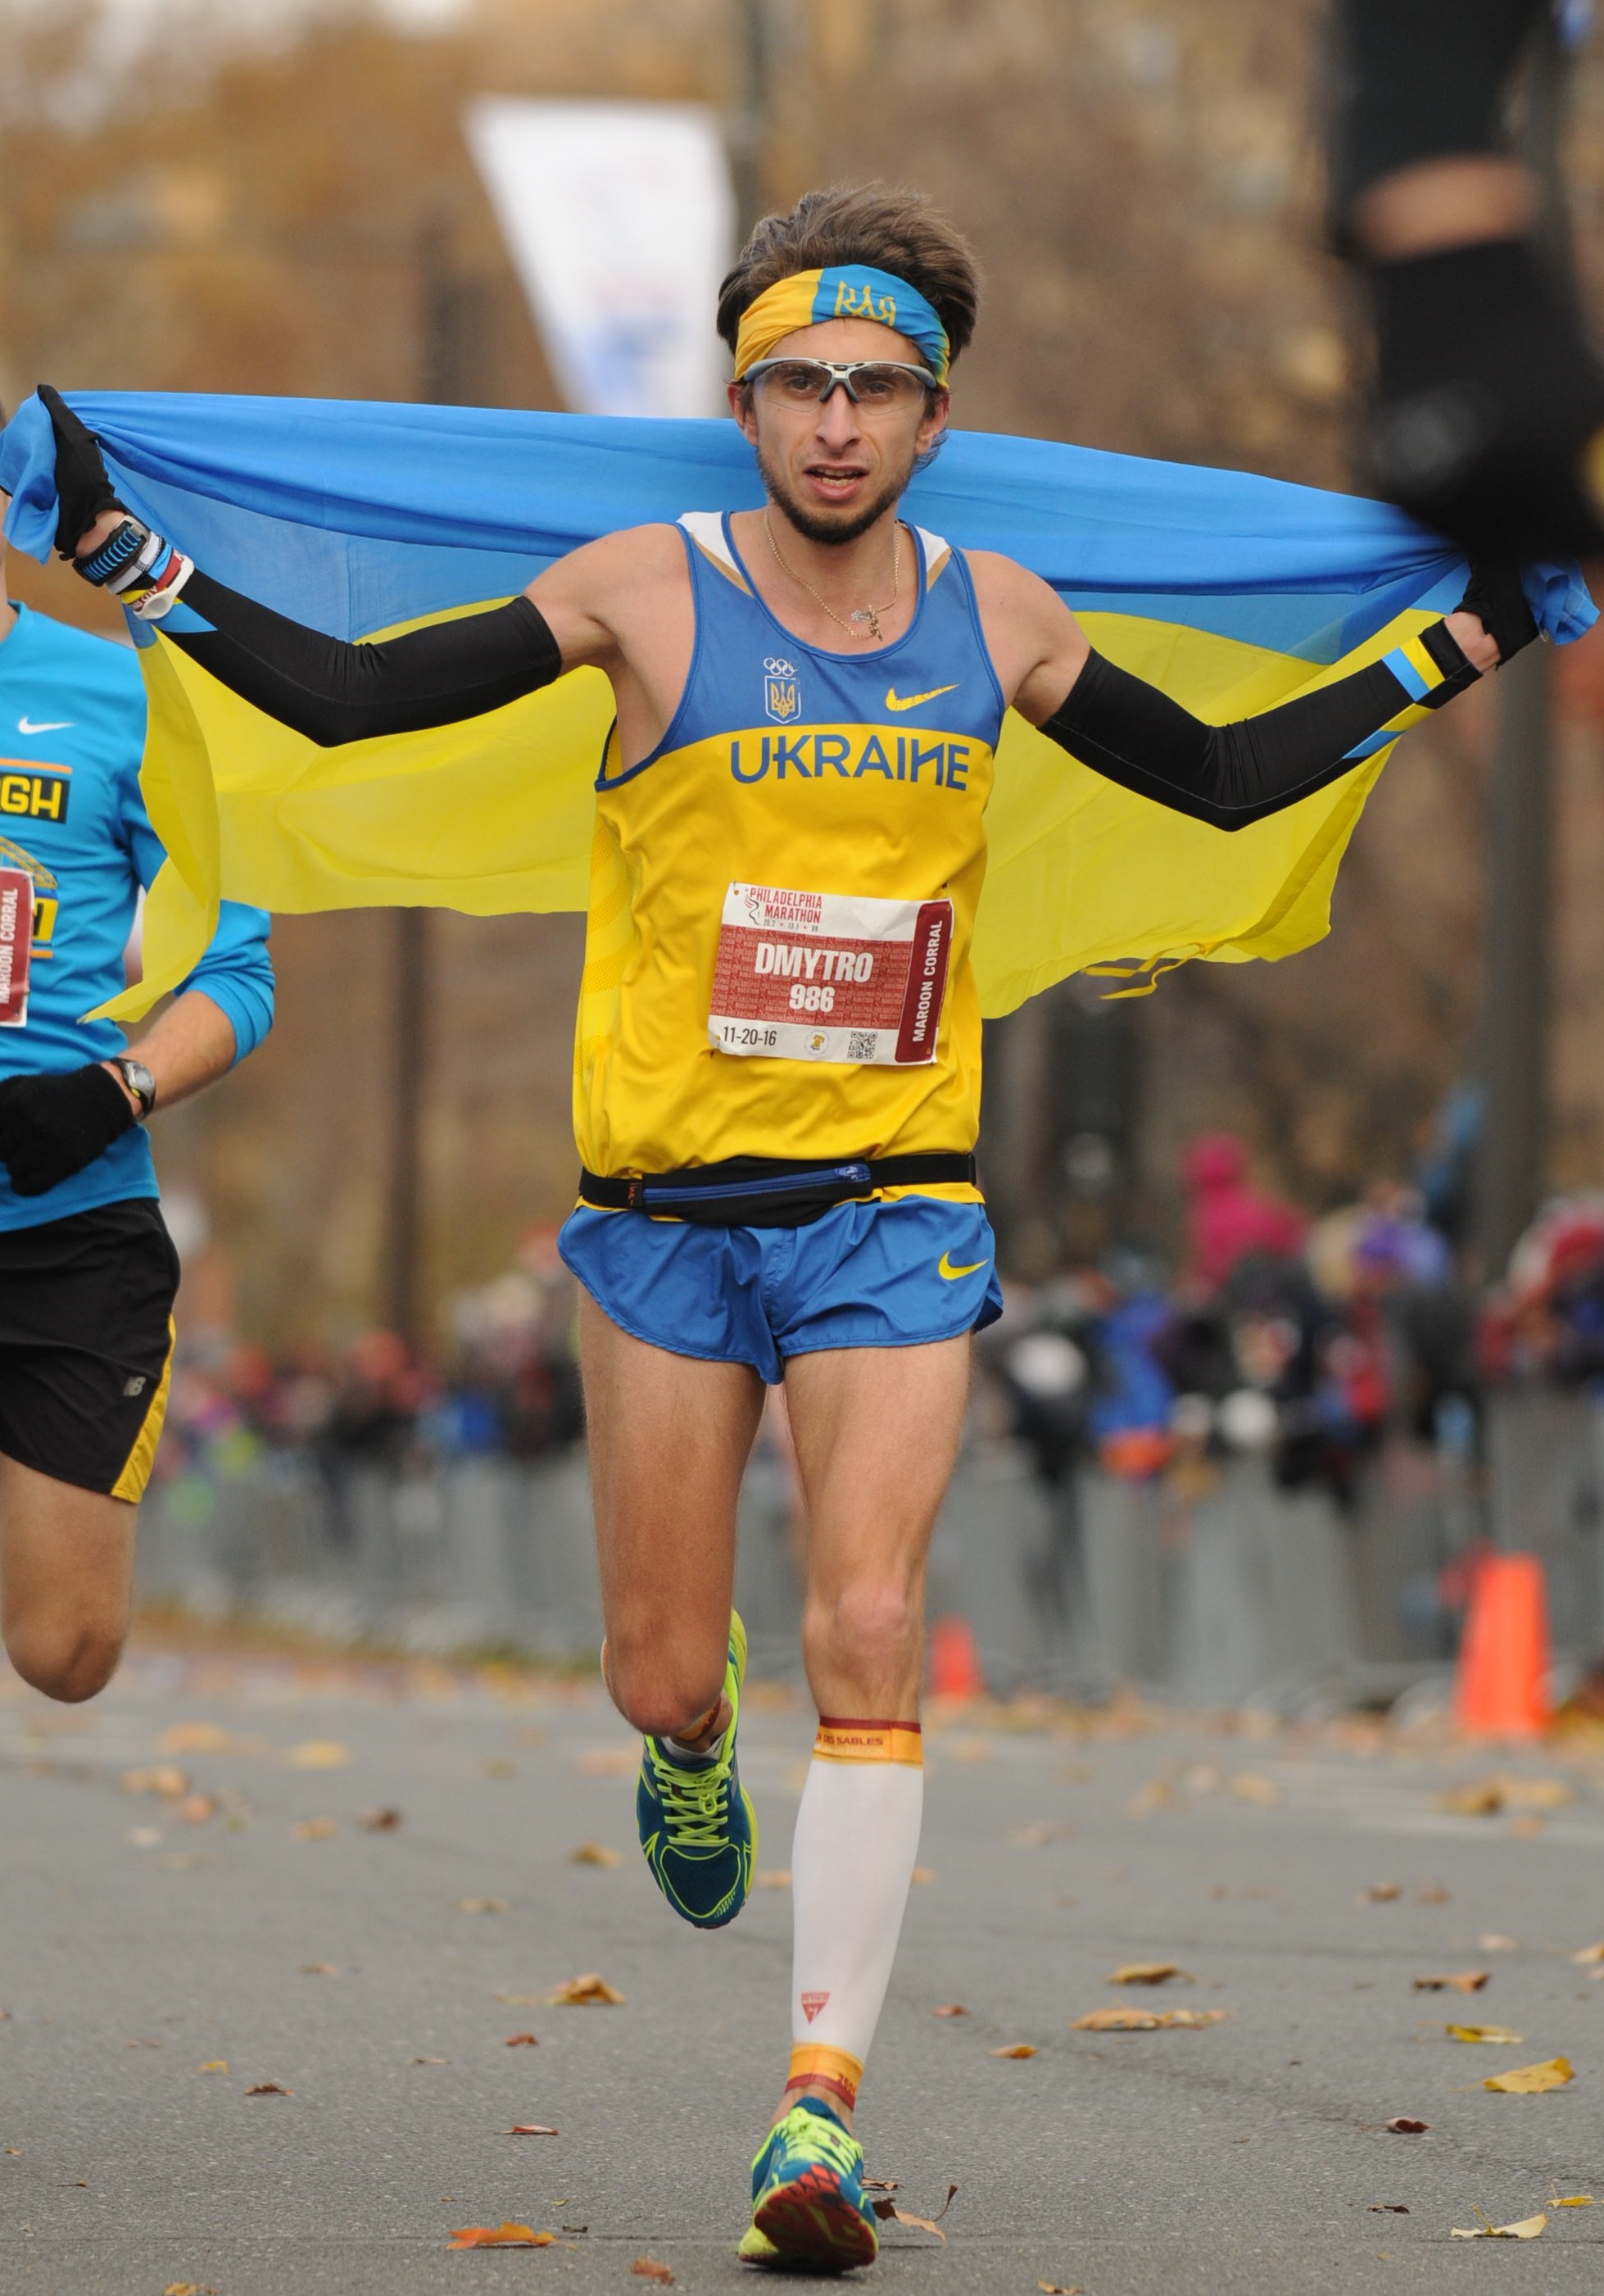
[0,867,33,1028]
[709,883,953,1065]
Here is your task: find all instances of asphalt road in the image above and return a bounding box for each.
[2,1639,1603,2295]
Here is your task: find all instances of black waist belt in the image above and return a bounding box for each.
[578,1151,977,1228]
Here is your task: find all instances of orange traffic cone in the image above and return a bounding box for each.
[928,1613,986,1700]
[1454,1552,1552,1739]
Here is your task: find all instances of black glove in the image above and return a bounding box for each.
[36,383,125,559]
[1457,560,1540,666]
[0,1064,136,1197]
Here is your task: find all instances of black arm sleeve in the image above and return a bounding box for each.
[171,569,563,746]
[1040,624,1475,832]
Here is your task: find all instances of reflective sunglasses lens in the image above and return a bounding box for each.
[851,364,928,406]
[759,361,835,400]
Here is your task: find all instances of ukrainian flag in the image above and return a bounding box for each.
[0,391,1592,1025]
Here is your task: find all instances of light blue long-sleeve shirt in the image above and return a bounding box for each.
[0,602,274,1229]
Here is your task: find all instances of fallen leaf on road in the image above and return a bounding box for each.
[1413,1972,1489,1993]
[196,2061,228,2074]
[931,2003,969,2017]
[1126,1778,1182,1817]
[1074,2006,1228,2031]
[457,1898,510,1915]
[632,2261,674,2283]
[1480,1934,1520,1951]
[1107,1961,1187,1985]
[447,2223,558,2249]
[1483,2057,1572,2094]
[121,1765,188,1798]
[1362,1881,1401,1902]
[1508,1814,1547,1838]
[245,2081,292,2095]
[290,1818,338,1842]
[1452,2213,1547,2239]
[496,1991,541,2007]
[156,1722,232,1754]
[568,1842,620,1867]
[163,2282,215,2294]
[481,1757,516,1778]
[546,1972,625,2005]
[577,1747,637,1776]
[175,1795,218,1826]
[1370,2205,1409,2213]
[127,1826,161,1849]
[1570,1941,1604,1964]
[990,2043,1039,2057]
[861,2179,898,2193]
[1385,2119,1430,2134]
[355,1806,401,1831]
[410,2057,448,2066]
[300,1963,338,1976]
[754,1869,791,1889]
[1039,2283,1084,2294]
[1550,2186,1593,2206]
[1440,1781,1505,1816]
[1416,1885,1451,1904]
[1008,1822,1072,1847]
[868,2183,955,2243]
[1446,2025,1524,2044]
[911,1866,936,1884]
[288,1740,350,1769]
[1230,1773,1280,1805]
[504,2032,538,2047]
[509,2124,559,2136]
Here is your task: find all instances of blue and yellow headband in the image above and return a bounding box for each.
[732,264,950,386]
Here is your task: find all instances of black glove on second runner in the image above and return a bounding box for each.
[36,383,125,558]
[0,1064,136,1196]
[1455,560,1540,667]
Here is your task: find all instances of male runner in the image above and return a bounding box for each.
[41,182,1532,2267]
[0,556,273,1705]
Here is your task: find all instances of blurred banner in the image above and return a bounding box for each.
[465,97,733,419]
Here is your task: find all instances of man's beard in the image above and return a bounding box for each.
[756,435,915,545]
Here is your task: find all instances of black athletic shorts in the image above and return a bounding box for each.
[0,1199,178,1500]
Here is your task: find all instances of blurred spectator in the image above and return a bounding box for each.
[1182,1133,1308,1288]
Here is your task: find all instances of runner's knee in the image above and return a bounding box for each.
[803,1578,919,1679]
[4,1611,126,1703]
[604,1629,727,1740]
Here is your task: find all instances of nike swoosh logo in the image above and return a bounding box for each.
[938,1250,986,1281]
[17,717,72,734]
[884,683,958,713]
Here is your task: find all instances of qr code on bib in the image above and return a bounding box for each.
[847,1030,877,1060]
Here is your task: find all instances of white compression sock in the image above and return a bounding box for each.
[786,1717,925,2114]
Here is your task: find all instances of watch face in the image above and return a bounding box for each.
[120,1060,156,1105]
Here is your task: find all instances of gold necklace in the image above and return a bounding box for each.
[763,509,902,641]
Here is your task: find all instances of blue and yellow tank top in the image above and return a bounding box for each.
[573,511,1005,1184]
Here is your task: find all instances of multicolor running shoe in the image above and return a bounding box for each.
[741,2098,878,2271]
[635,1609,756,1929]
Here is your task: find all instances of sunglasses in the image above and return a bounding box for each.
[742,358,941,410]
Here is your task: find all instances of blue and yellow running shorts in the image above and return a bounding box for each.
[558,1196,1004,1383]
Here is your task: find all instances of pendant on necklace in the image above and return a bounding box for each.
[852,607,881,638]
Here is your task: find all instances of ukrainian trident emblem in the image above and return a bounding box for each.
[763,656,801,724]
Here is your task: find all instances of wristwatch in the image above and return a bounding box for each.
[111,1056,156,1119]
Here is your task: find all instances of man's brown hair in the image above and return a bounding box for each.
[717,184,981,367]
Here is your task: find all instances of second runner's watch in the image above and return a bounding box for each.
[111,1056,156,1119]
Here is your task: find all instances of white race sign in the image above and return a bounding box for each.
[465,96,734,420]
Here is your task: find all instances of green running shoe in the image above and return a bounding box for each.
[635,1610,756,1929]
[745,2098,878,2271]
